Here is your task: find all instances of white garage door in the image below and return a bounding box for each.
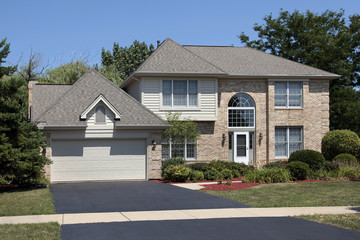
[51,139,146,182]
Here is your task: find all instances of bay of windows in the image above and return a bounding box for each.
[275,127,303,158]
[275,81,302,107]
[162,80,198,107]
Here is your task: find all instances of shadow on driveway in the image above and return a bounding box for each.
[50,181,249,214]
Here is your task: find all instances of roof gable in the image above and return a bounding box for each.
[33,70,169,128]
[80,94,121,120]
[136,38,226,75]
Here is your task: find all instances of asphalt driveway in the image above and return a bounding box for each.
[61,217,360,240]
[50,181,249,214]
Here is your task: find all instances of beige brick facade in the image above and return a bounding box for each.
[195,79,330,167]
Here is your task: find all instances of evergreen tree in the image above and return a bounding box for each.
[0,38,17,78]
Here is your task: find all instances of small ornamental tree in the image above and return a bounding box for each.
[161,113,200,159]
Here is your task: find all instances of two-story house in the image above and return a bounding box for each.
[29,38,339,182]
[121,38,338,167]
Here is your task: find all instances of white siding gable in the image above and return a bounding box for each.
[85,103,115,138]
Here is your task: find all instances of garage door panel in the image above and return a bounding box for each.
[51,139,146,181]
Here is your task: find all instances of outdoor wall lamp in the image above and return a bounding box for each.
[259,132,263,140]
[152,140,157,146]
[222,133,226,141]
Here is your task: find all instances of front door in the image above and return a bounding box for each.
[234,132,249,164]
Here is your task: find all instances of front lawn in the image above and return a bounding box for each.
[203,181,360,207]
[299,213,360,231]
[0,222,60,240]
[0,187,56,216]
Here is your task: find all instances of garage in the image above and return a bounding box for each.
[51,139,147,182]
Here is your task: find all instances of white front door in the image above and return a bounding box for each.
[234,132,249,164]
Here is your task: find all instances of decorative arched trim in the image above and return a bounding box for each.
[228,93,255,108]
[80,94,121,120]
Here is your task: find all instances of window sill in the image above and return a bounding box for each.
[160,107,201,111]
[274,107,303,110]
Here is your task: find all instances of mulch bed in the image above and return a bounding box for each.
[152,178,243,184]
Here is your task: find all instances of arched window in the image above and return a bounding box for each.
[228,94,255,127]
[95,106,106,124]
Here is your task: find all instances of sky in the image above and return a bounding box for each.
[1,0,359,69]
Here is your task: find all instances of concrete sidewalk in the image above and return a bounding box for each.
[0,206,358,225]
[172,181,242,190]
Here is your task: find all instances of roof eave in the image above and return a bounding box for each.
[224,74,340,80]
[115,125,171,130]
[38,125,87,130]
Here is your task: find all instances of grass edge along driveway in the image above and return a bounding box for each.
[299,213,360,232]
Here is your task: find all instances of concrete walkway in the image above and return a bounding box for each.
[172,181,242,190]
[0,206,358,225]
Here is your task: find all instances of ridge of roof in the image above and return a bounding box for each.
[36,69,169,127]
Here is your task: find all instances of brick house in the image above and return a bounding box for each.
[29,38,338,182]
[121,38,338,167]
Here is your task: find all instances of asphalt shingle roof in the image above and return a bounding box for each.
[132,38,338,78]
[32,70,169,128]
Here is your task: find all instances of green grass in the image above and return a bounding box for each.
[203,181,360,207]
[299,213,360,231]
[0,222,60,240]
[0,187,56,216]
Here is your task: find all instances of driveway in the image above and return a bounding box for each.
[50,181,249,213]
[61,217,360,240]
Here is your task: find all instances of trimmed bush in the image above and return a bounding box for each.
[285,161,310,180]
[321,130,360,161]
[288,150,325,170]
[334,153,358,166]
[339,166,360,180]
[242,168,291,183]
[163,165,191,182]
[308,169,338,180]
[220,169,233,180]
[190,170,204,182]
[204,168,221,181]
[263,160,288,169]
[323,161,340,172]
[187,162,209,172]
[161,157,185,176]
[231,169,241,178]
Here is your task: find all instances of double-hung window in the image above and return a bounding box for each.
[275,81,302,107]
[275,127,303,158]
[162,80,198,107]
[161,140,196,160]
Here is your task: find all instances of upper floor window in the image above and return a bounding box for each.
[95,105,106,124]
[162,80,198,107]
[228,93,255,128]
[275,81,302,108]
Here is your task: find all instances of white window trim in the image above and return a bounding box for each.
[228,107,256,128]
[275,127,303,158]
[274,81,303,109]
[162,139,196,160]
[162,80,198,108]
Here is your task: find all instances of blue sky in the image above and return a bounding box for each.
[1,0,358,69]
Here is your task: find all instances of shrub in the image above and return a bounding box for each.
[204,168,221,181]
[220,169,233,180]
[288,150,325,170]
[227,162,254,175]
[208,160,229,171]
[225,180,232,185]
[285,161,310,180]
[231,169,241,178]
[242,168,291,183]
[263,160,288,169]
[190,170,204,182]
[323,161,340,172]
[338,166,360,180]
[334,153,358,166]
[321,130,360,161]
[163,165,191,182]
[161,157,185,176]
[187,162,209,172]
[308,169,338,180]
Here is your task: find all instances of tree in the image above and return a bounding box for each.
[239,9,360,134]
[239,9,360,88]
[101,40,155,83]
[161,113,200,159]
[39,60,90,84]
[0,38,17,78]
[0,76,51,185]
